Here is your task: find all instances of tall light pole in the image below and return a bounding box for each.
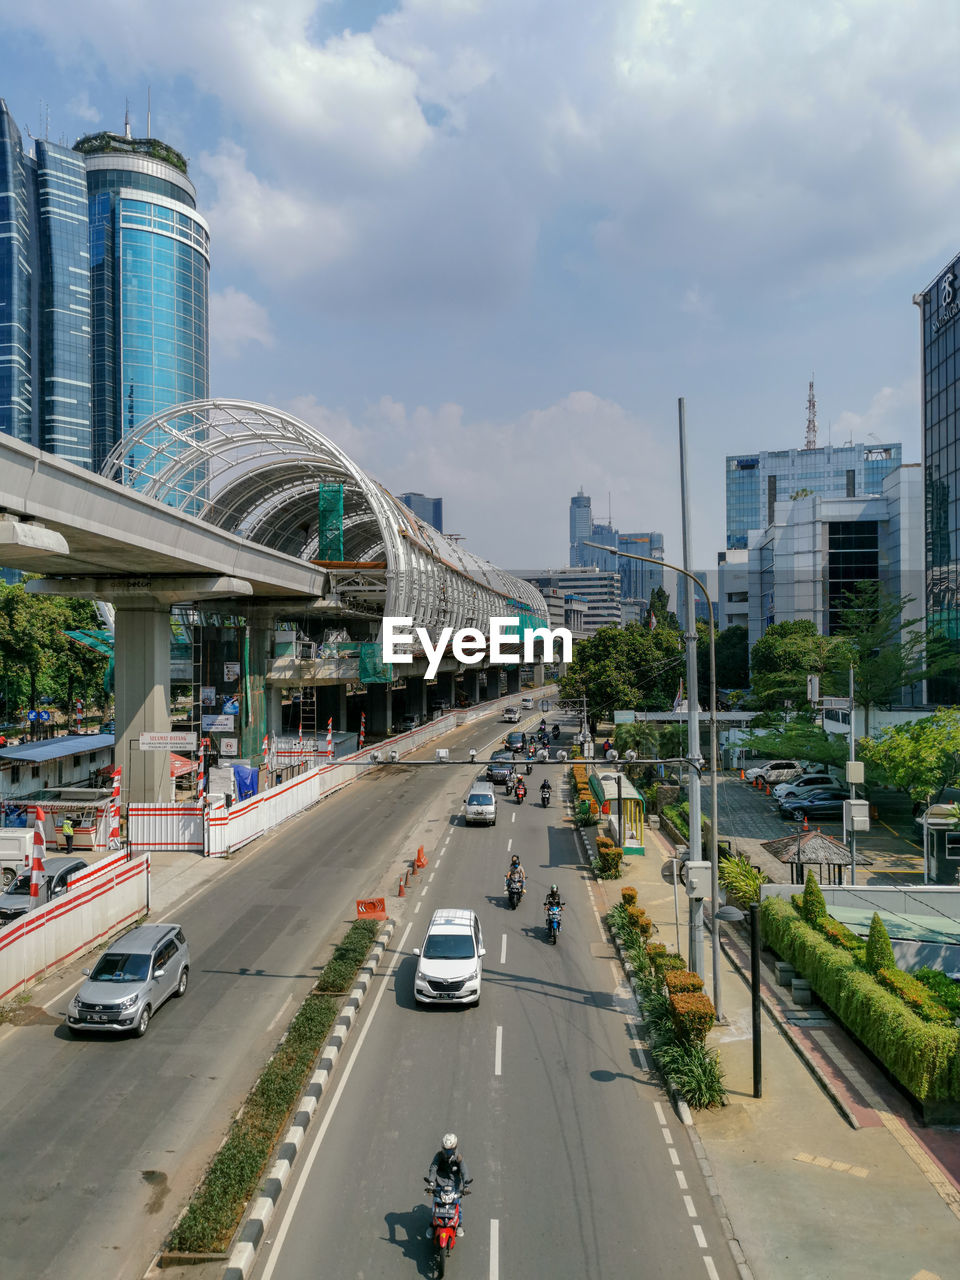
[583,541,724,1019]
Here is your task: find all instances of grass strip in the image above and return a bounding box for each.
[167,917,380,1254]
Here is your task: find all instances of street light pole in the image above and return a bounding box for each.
[583,538,723,1018]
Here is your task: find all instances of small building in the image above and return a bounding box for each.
[0,734,115,802]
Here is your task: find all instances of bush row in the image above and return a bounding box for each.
[167,918,380,1254]
[761,896,960,1103]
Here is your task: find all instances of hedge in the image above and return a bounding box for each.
[876,967,954,1026]
[669,991,716,1043]
[761,896,960,1103]
[664,968,704,995]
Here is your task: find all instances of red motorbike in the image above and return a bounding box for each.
[425,1177,467,1276]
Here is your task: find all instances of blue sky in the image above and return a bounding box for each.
[1,0,954,580]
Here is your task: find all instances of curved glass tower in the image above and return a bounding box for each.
[74,131,210,473]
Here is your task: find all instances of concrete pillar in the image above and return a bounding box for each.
[317,684,348,731]
[505,666,522,696]
[405,676,428,721]
[462,668,481,704]
[484,668,501,701]
[436,669,457,707]
[533,662,545,688]
[366,683,393,735]
[266,685,283,739]
[115,604,171,805]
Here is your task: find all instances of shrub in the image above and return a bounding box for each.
[651,951,687,981]
[718,854,769,908]
[626,904,646,929]
[669,991,716,1043]
[595,845,623,879]
[596,836,615,853]
[915,968,960,1019]
[621,886,638,907]
[655,1040,726,1109]
[876,968,953,1025]
[664,969,704,995]
[761,896,960,1102]
[865,912,896,976]
[801,872,827,925]
[816,916,866,959]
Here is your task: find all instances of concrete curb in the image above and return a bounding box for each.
[219,919,396,1280]
[717,926,862,1131]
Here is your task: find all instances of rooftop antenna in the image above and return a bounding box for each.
[124,99,132,140]
[804,375,817,450]
[147,86,151,139]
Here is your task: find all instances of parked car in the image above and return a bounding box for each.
[503,731,527,754]
[773,772,841,801]
[746,759,801,786]
[397,713,421,733]
[486,751,517,785]
[413,908,485,1006]
[778,787,850,822]
[430,698,451,713]
[502,706,521,724]
[65,922,190,1037]
[464,781,497,827]
[0,856,88,924]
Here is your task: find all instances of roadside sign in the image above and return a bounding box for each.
[821,697,850,710]
[139,731,198,751]
[27,710,37,722]
[201,714,234,732]
[38,710,50,722]
[356,897,387,920]
[613,710,635,724]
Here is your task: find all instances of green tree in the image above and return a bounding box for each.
[738,722,849,773]
[559,620,686,722]
[647,585,678,631]
[834,582,955,736]
[859,707,960,804]
[696,622,749,694]
[749,619,851,711]
[865,912,897,975]
[801,872,828,925]
[612,720,660,759]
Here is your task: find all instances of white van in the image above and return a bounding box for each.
[413,908,485,1006]
[502,706,521,723]
[464,781,497,826]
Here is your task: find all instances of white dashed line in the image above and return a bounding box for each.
[420,887,428,897]
[683,1195,697,1218]
[414,902,422,914]
[661,1127,674,1146]
[428,872,435,882]
[676,1170,688,1190]
[704,1257,720,1280]
[507,838,512,852]
[669,1147,680,1166]
[654,1103,667,1125]
[500,933,507,964]
[693,1225,707,1249]
[494,1025,503,1075]
[490,1218,500,1280]
[511,813,516,823]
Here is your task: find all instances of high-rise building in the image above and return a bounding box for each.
[511,567,621,634]
[618,532,664,604]
[569,489,592,565]
[75,126,210,472]
[398,492,443,533]
[915,257,960,703]
[726,443,903,550]
[0,101,91,465]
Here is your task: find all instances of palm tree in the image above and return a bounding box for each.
[613,721,659,759]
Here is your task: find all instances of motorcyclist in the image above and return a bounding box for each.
[427,1133,472,1237]
[540,778,552,799]
[551,723,560,740]
[544,883,564,922]
[505,853,526,892]
[515,778,527,802]
[539,718,547,734]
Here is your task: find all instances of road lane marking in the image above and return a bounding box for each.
[669,1147,680,1166]
[661,1127,674,1145]
[694,1225,707,1249]
[511,813,515,822]
[267,993,295,1034]
[683,1194,697,1218]
[654,1102,667,1124]
[259,922,414,1280]
[414,902,422,913]
[676,1170,688,1190]
[490,1218,499,1280]
[704,1257,720,1279]
[428,872,435,882]
[421,886,428,897]
[507,838,512,852]
[500,934,507,964]
[494,1025,503,1075]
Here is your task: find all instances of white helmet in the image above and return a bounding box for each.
[442,1133,457,1151]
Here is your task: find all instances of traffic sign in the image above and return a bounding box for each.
[27,710,37,722]
[38,710,50,722]
[821,696,850,710]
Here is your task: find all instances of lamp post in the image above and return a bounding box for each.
[583,540,723,1018]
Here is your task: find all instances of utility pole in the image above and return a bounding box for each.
[848,664,857,885]
[678,399,704,974]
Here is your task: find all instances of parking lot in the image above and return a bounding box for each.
[708,774,925,886]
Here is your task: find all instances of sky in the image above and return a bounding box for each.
[1,0,955,584]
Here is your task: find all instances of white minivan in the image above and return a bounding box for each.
[413,908,485,1006]
[464,781,497,826]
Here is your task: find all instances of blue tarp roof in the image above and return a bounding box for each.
[0,734,115,764]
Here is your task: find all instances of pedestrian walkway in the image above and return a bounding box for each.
[595,823,960,1280]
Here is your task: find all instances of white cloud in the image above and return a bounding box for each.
[210,287,275,359]
[66,91,100,124]
[830,382,919,455]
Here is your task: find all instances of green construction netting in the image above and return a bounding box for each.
[359,643,392,683]
[318,482,344,561]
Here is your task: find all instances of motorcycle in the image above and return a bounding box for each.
[546,902,563,944]
[424,1176,467,1277]
[505,872,524,909]
[540,786,551,808]
[515,783,526,805]
[504,775,514,796]
[552,724,560,740]
[525,756,533,775]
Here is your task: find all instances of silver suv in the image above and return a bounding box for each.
[66,923,190,1038]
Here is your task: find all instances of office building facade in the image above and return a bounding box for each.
[915,255,960,702]
[569,489,592,565]
[717,550,749,630]
[0,101,91,465]
[398,492,443,533]
[512,567,621,634]
[726,443,903,551]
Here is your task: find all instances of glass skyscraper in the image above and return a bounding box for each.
[618,532,664,602]
[77,131,210,472]
[569,489,592,565]
[726,443,902,550]
[398,492,443,532]
[0,101,91,464]
[915,255,960,702]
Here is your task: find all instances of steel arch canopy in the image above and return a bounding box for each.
[101,399,548,640]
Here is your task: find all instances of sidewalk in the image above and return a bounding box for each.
[596,824,960,1280]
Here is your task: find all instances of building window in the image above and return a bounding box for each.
[767,475,778,525]
[11,767,20,785]
[846,469,856,498]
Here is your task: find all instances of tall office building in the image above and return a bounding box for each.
[0,101,91,465]
[398,492,443,533]
[726,443,902,550]
[569,489,592,565]
[75,126,210,472]
[915,255,960,702]
[618,532,664,603]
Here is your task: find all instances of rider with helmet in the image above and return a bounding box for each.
[427,1133,472,1237]
[505,853,526,894]
[544,883,564,927]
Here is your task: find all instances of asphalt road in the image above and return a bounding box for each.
[0,713,523,1280]
[249,764,739,1280]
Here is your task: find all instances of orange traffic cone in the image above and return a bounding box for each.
[411,858,419,876]
[803,814,809,831]
[766,784,771,796]
[740,768,745,781]
[398,877,406,897]
[415,845,428,869]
